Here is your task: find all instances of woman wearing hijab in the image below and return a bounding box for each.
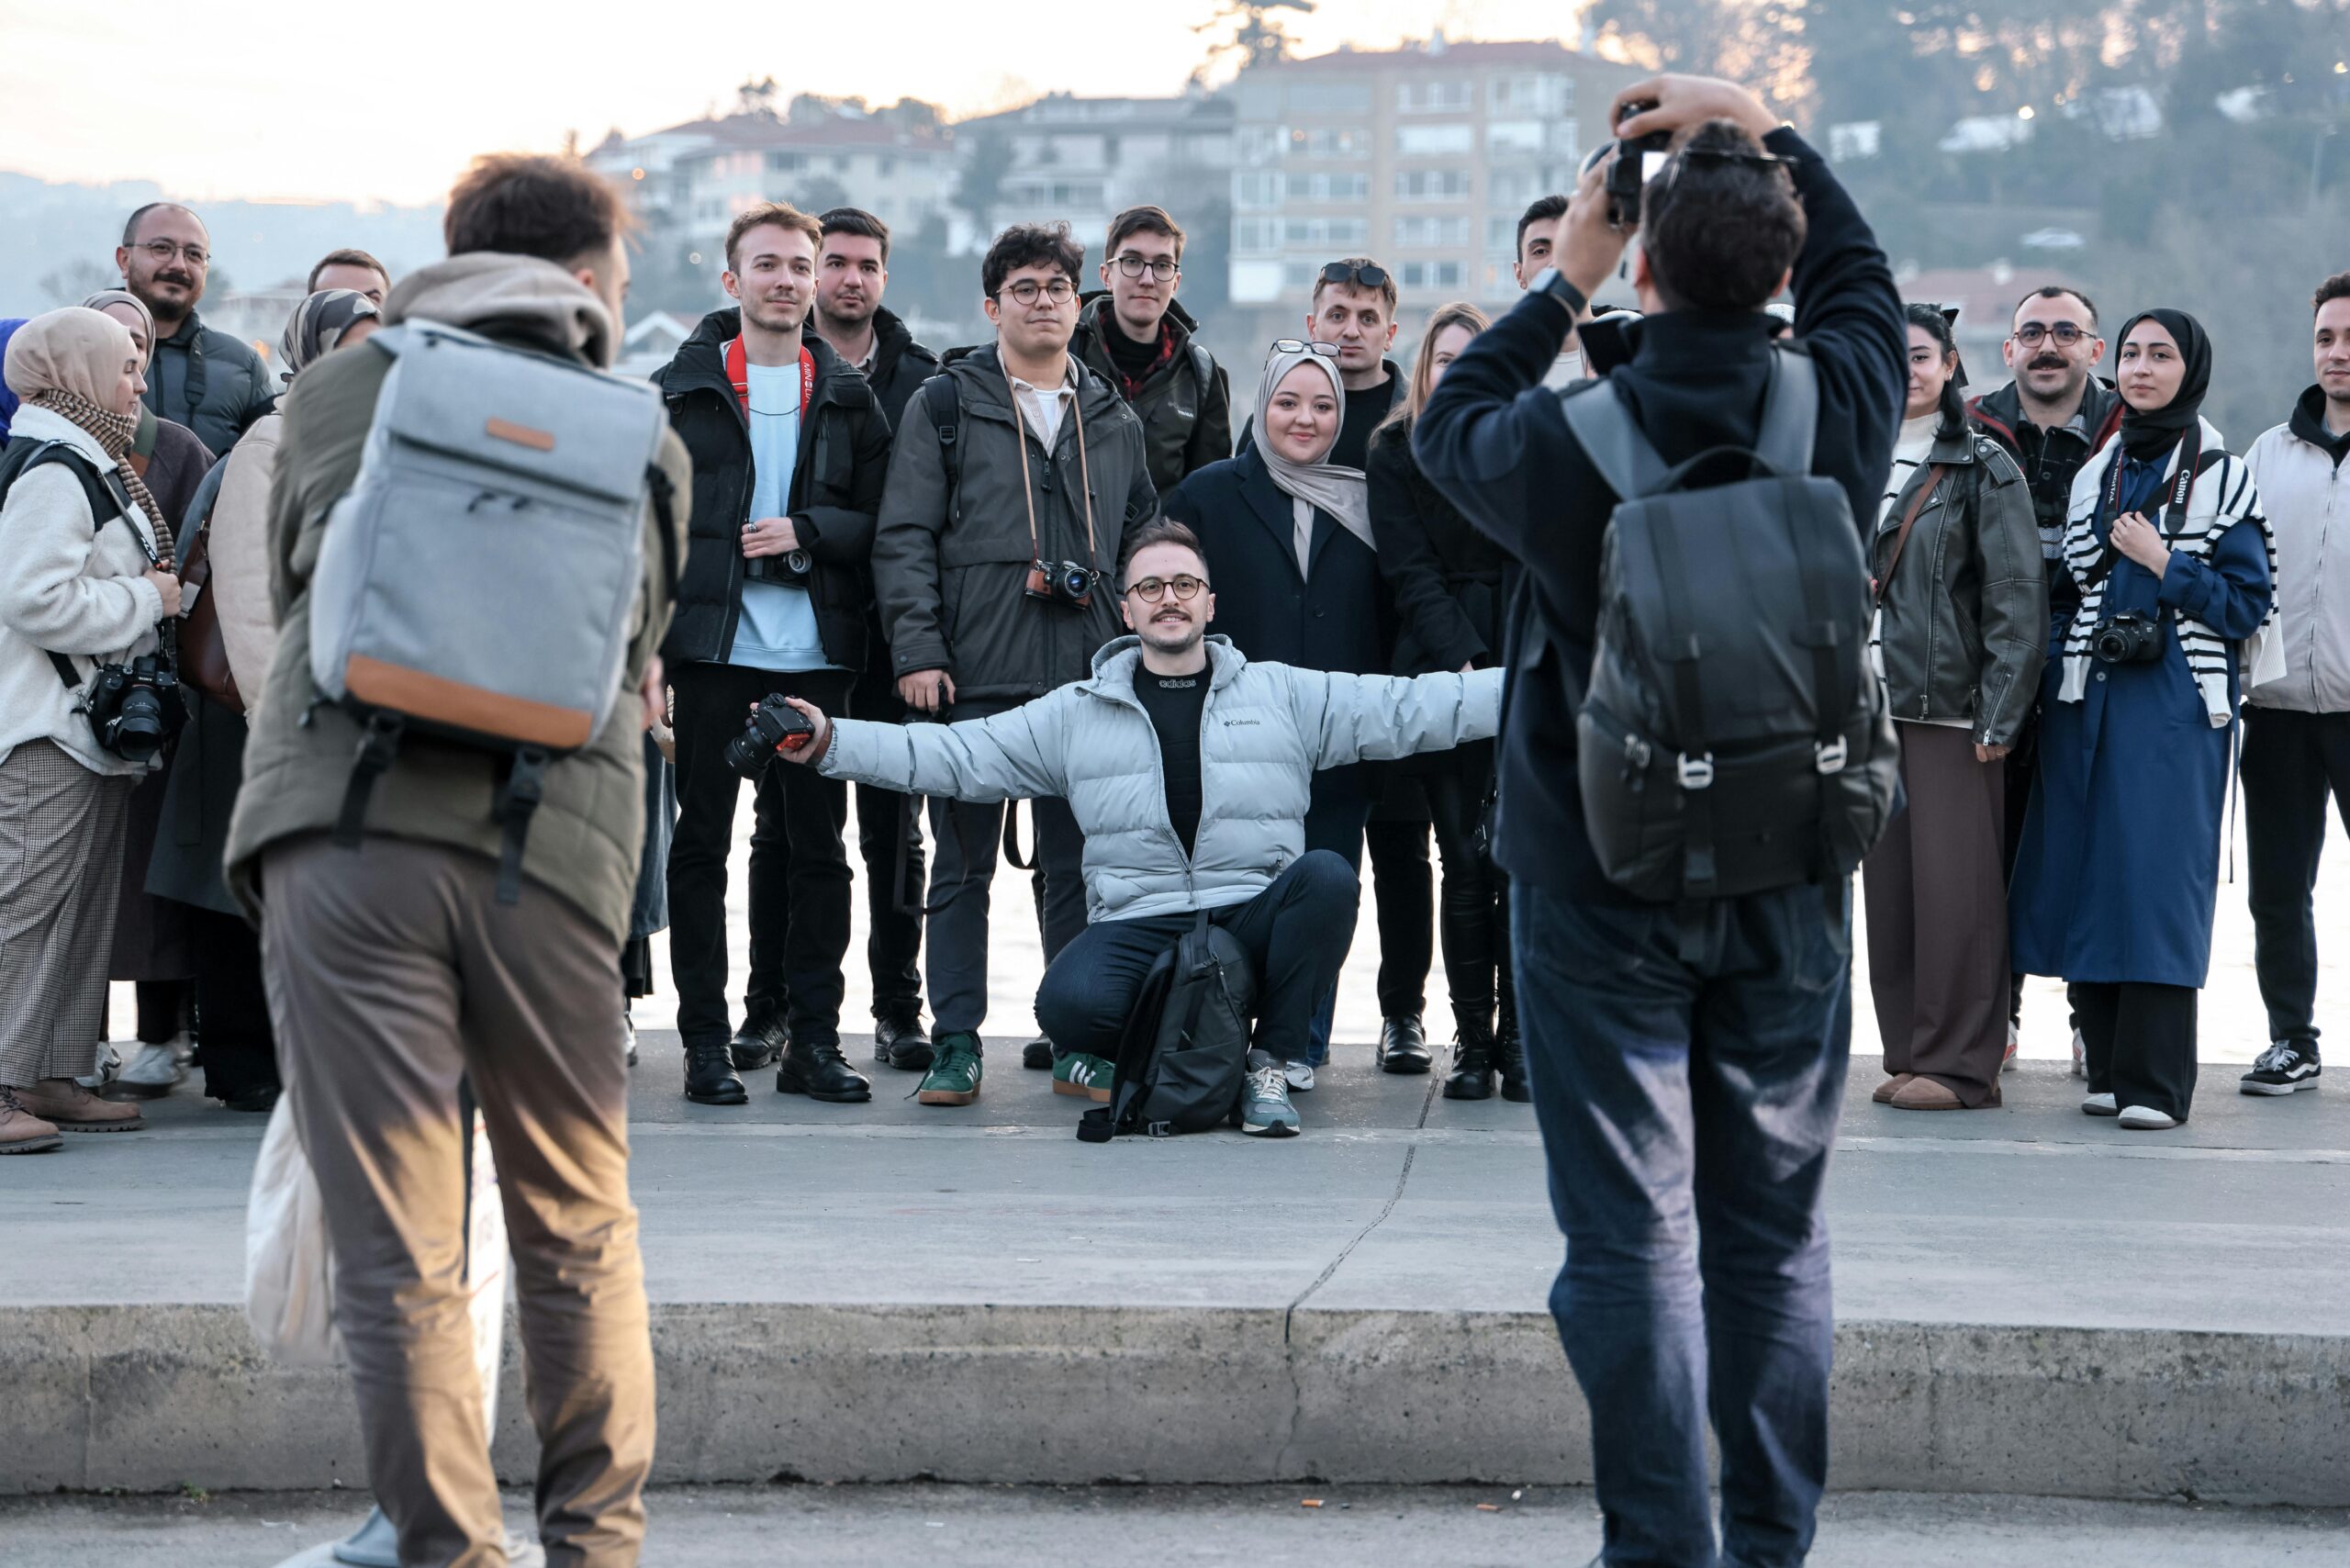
[1367,304,1532,1102]
[139,289,380,1114]
[77,287,217,1092]
[1163,342,1391,1087]
[0,308,183,1149]
[2009,309,2279,1130]
[1863,304,2046,1112]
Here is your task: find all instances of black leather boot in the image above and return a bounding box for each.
[729,1016,787,1072]
[777,1036,873,1103]
[874,1009,934,1071]
[1022,1036,1056,1070]
[1443,1024,1496,1100]
[1496,1008,1531,1103]
[1376,1014,1433,1074]
[684,1040,747,1105]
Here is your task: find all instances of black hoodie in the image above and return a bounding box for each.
[655,308,894,668]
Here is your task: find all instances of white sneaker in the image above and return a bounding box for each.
[74,1041,122,1091]
[112,1039,188,1099]
[1283,1060,1315,1092]
[2117,1103,2179,1130]
[2081,1092,2118,1116]
[2002,1020,2019,1074]
[2070,1027,2087,1079]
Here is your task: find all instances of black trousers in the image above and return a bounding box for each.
[190,905,276,1101]
[2241,706,2350,1048]
[1365,767,1433,1019]
[1033,852,1360,1069]
[666,663,852,1048]
[926,787,1086,1040]
[2072,981,2199,1121]
[1426,748,1512,1039]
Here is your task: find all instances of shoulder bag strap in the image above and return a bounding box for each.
[1558,381,1671,499]
[1874,465,1949,607]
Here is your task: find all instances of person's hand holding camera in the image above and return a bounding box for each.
[2109,510,2172,578]
[769,696,831,767]
[897,668,956,713]
[1610,74,1779,146]
[741,515,800,559]
[142,567,183,620]
[1556,157,1629,300]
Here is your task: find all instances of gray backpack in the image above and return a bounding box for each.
[308,321,677,901]
[1560,349,1897,902]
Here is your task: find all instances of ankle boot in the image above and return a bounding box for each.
[683,1040,747,1105]
[1442,1025,1497,1101]
[776,1035,873,1103]
[1495,1009,1530,1103]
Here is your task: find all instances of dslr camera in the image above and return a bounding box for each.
[1024,558,1098,611]
[1595,100,1674,228]
[84,653,185,764]
[2091,612,2168,666]
[744,546,814,585]
[723,693,818,779]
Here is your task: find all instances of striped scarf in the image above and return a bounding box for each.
[2055,430,2275,728]
[28,388,171,565]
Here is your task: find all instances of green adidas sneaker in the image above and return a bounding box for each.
[917,1031,983,1106]
[1051,1051,1114,1103]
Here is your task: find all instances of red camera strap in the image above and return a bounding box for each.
[723,336,813,420]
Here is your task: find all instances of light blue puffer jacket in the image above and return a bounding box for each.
[819,634,1504,923]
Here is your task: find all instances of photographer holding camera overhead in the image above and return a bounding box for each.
[1415,75,1905,1565]
[657,201,894,1108]
[0,307,182,1148]
[869,222,1158,1111]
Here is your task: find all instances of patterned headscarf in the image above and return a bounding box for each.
[279,288,379,384]
[2,307,171,562]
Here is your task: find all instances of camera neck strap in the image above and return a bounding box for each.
[722,336,813,421]
[1002,360,1098,575]
[2086,424,2201,592]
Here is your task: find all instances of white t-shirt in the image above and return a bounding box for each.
[729,360,833,672]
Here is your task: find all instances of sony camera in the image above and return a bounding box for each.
[723,693,818,779]
[1024,558,1097,610]
[2091,612,2168,665]
[744,546,814,585]
[1598,100,1674,228]
[84,653,185,764]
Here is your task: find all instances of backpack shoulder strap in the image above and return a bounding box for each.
[922,374,962,520]
[1188,342,1214,396]
[1558,381,1670,500]
[1754,347,1820,476]
[2,441,132,693]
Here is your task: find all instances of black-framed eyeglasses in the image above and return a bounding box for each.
[1318,261,1390,292]
[138,239,209,268]
[1113,253,1181,282]
[1270,339,1342,360]
[2013,321,2087,347]
[999,277,1076,306]
[1125,574,1209,603]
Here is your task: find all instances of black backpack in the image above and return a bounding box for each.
[1559,349,1897,902]
[1077,913,1258,1142]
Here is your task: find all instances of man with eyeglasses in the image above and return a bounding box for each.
[1968,285,2121,1073]
[871,221,1159,1108]
[1071,205,1233,496]
[767,520,1500,1137]
[114,203,275,457]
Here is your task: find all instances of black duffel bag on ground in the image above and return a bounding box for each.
[1077,912,1258,1142]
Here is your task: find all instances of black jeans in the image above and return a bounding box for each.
[666,663,852,1048]
[1034,851,1360,1068]
[1514,877,1852,1568]
[1366,816,1433,1018]
[190,905,276,1101]
[2242,706,2350,1047]
[926,786,1086,1040]
[2072,981,2199,1121]
[1426,750,1511,1038]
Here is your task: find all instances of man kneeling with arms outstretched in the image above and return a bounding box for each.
[770,520,1502,1135]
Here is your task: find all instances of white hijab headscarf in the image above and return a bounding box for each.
[1255,344,1371,563]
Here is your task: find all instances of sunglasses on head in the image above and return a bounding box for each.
[1318,262,1391,291]
[1270,339,1342,359]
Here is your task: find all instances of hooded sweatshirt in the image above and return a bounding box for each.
[223,252,692,943]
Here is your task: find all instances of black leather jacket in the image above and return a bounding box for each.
[1871,427,2047,746]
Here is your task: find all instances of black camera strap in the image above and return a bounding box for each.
[2084,426,2202,592]
[1,439,163,694]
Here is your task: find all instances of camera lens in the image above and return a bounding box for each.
[1060,568,1090,599]
[111,686,166,764]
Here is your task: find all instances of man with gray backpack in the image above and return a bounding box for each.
[225,154,688,1567]
[1415,74,1906,1568]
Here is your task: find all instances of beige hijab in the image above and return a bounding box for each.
[3,308,170,560]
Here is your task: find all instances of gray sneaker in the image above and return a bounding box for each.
[1239,1054,1301,1138]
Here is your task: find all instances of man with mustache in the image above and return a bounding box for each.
[1969,285,2121,1073]
[113,203,275,457]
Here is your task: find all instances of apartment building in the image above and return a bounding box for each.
[949,91,1236,259]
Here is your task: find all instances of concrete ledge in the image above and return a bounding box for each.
[7,1304,2346,1505]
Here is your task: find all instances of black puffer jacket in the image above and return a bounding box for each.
[655,308,892,669]
[862,306,942,431]
[872,343,1158,707]
[1367,419,1513,676]
[1071,292,1232,496]
[1871,425,2046,746]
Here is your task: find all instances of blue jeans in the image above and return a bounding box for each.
[1512,878,1852,1568]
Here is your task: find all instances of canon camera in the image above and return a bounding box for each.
[723,693,818,779]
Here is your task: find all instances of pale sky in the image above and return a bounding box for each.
[0,0,1603,207]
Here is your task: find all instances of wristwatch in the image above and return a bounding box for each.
[1528,265,1589,319]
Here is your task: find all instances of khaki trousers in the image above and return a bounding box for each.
[260,834,653,1567]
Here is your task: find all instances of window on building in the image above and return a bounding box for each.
[1397,79,1472,113]
[1236,218,1281,255]
[1487,168,1538,207]
[1235,171,1281,208]
[1238,126,1284,163]
[1485,214,1517,253]
[1393,215,1470,248]
[1395,124,1475,157]
[1286,171,1370,203]
[1285,127,1370,159]
[1490,73,1572,118]
[1290,82,1372,115]
[1399,261,1466,289]
[1487,120,1548,155]
[767,151,805,174]
[1394,169,1473,201]
[1284,217,1369,247]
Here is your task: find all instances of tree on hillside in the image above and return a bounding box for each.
[1194,0,1315,81]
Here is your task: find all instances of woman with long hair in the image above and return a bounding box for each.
[1863,304,2045,1111]
[2010,308,2278,1129]
[1366,303,1531,1101]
